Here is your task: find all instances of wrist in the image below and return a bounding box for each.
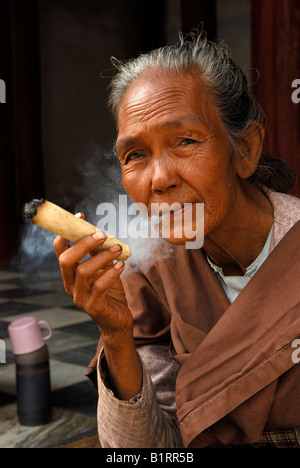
[100,350,143,403]
[102,331,142,400]
[101,326,134,351]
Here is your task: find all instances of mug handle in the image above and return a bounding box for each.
[38,320,52,340]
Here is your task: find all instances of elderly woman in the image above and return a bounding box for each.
[54,33,300,448]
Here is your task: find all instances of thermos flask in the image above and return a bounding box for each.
[8,316,52,426]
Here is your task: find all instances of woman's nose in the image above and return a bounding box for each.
[151,159,180,194]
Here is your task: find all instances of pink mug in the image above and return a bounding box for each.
[8,316,52,355]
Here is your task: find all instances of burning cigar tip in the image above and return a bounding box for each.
[23,198,45,219]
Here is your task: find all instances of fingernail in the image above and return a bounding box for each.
[115,261,124,269]
[92,230,106,240]
[109,244,122,252]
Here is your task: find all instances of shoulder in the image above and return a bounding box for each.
[267,190,300,249]
[269,190,300,225]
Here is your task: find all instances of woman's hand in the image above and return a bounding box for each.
[53,230,133,341]
[53,216,143,400]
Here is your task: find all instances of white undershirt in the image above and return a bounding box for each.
[206,226,274,303]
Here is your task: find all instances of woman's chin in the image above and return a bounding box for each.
[163,237,187,246]
[162,234,203,249]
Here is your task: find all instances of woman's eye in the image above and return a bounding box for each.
[180,138,196,146]
[127,152,143,162]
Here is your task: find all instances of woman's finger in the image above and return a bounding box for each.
[75,212,85,220]
[53,235,76,295]
[54,233,106,296]
[58,231,107,268]
[73,245,123,300]
[53,235,70,258]
[74,244,122,280]
[90,260,125,300]
[89,261,124,295]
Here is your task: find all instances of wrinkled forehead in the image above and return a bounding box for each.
[116,68,218,133]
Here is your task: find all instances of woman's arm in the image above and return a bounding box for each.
[97,343,184,448]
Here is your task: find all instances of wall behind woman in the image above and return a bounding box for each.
[252,0,300,197]
[38,0,167,213]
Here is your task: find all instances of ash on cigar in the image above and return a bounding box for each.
[23,199,45,219]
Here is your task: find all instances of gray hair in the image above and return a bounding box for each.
[108,32,296,193]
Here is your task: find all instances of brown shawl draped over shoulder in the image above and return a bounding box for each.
[118,220,300,447]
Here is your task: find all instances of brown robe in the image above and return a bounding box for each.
[119,220,300,447]
[87,220,300,447]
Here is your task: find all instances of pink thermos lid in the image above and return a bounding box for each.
[8,316,52,355]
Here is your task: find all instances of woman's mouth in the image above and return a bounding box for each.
[150,202,193,220]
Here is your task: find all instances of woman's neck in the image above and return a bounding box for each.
[203,184,274,276]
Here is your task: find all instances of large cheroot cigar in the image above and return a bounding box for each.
[23,199,130,262]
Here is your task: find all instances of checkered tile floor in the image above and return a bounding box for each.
[0,263,100,448]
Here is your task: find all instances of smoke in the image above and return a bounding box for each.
[72,144,173,272]
[15,144,173,274]
[16,223,56,272]
[77,151,174,273]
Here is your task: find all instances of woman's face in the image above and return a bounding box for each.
[116,69,240,245]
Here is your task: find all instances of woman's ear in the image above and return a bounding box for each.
[235,121,265,179]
